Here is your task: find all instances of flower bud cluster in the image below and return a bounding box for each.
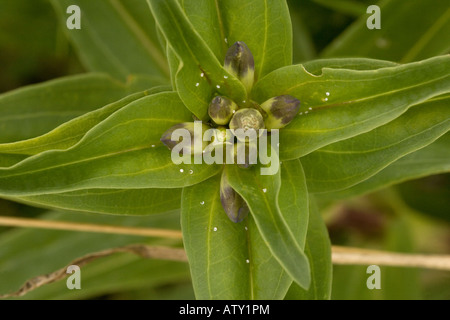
[161,41,301,223]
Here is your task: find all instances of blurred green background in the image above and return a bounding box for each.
[0,0,449,300]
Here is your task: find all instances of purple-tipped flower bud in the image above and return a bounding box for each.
[208,96,239,125]
[260,95,301,130]
[220,171,250,223]
[160,122,210,155]
[224,41,255,93]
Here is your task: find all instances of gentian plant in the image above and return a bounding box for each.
[0,0,448,300]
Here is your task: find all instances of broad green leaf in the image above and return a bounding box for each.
[148,0,247,120]
[225,163,311,289]
[0,210,189,299]
[0,91,144,162]
[0,86,172,170]
[217,0,293,80]
[0,92,221,196]
[0,85,171,161]
[253,55,450,159]
[324,133,450,200]
[0,154,28,169]
[50,0,170,80]
[285,197,332,300]
[244,216,292,299]
[0,73,162,144]
[278,159,309,248]
[179,0,228,61]
[323,0,450,63]
[303,95,450,193]
[10,188,181,216]
[181,174,291,299]
[181,174,249,299]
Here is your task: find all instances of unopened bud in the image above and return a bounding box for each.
[260,95,301,130]
[203,126,235,161]
[160,122,210,155]
[229,109,264,143]
[224,41,255,93]
[230,108,264,130]
[208,96,238,125]
[220,172,250,223]
[214,126,234,143]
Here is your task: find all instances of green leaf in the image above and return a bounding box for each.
[0,91,144,160]
[178,0,228,61]
[181,174,249,299]
[0,92,221,196]
[0,85,171,169]
[0,154,28,169]
[225,163,311,289]
[181,174,291,299]
[327,133,450,200]
[0,210,189,299]
[50,0,170,80]
[303,95,450,193]
[253,55,450,159]
[148,0,247,120]
[323,0,450,63]
[278,159,309,248]
[11,188,181,216]
[0,73,162,144]
[166,45,180,90]
[285,197,332,300]
[217,0,293,80]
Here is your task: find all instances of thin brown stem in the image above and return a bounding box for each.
[1,216,450,271]
[0,216,182,239]
[332,245,450,271]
